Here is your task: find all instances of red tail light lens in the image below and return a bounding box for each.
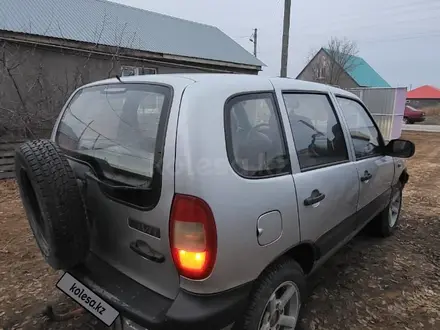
[170,194,217,280]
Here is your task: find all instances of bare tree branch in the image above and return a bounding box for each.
[107,22,128,78]
[94,12,108,47]
[0,14,125,141]
[307,37,359,86]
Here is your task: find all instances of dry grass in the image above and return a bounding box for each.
[0,181,103,330]
[299,131,440,330]
[0,181,62,329]
[421,106,440,116]
[0,131,439,329]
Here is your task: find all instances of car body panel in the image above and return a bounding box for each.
[354,156,394,226]
[51,76,195,299]
[50,74,411,321]
[174,77,300,294]
[292,163,359,256]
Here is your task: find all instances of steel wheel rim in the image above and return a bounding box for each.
[388,190,401,227]
[258,281,300,330]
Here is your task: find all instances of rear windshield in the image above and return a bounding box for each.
[55,83,172,183]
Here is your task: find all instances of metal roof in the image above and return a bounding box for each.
[407,85,440,99]
[0,0,264,68]
[322,49,390,88]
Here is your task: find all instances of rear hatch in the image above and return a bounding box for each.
[53,82,180,299]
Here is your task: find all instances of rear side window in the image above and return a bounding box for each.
[336,97,383,159]
[283,93,349,170]
[225,93,290,177]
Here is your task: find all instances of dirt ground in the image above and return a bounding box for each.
[420,107,440,125]
[1,131,439,330]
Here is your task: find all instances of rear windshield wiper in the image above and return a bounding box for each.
[61,148,152,189]
[85,171,151,191]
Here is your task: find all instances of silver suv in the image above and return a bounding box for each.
[15,74,414,330]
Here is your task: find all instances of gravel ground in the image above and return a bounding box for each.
[1,131,439,330]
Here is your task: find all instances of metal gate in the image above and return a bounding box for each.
[348,87,407,141]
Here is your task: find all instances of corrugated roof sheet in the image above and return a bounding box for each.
[407,85,440,99]
[0,0,264,67]
[323,48,390,88]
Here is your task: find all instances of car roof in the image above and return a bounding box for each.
[82,73,359,100]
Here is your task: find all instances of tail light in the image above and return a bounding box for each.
[170,194,217,280]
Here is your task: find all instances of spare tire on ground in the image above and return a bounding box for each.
[15,139,89,270]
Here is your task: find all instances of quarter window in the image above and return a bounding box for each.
[225,93,290,177]
[336,97,382,159]
[283,93,349,170]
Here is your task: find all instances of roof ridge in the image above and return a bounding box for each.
[407,85,440,99]
[416,85,440,90]
[92,0,214,28]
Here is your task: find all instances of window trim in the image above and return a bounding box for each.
[335,95,386,161]
[282,90,351,172]
[224,91,291,179]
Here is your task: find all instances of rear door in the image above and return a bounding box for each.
[281,91,360,257]
[335,96,394,227]
[53,79,192,299]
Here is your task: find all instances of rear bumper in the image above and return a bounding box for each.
[69,254,252,330]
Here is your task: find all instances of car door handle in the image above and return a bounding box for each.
[304,189,326,206]
[360,171,373,182]
[130,240,165,263]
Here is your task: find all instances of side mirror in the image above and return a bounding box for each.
[385,139,415,158]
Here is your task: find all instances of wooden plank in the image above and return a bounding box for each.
[0,158,14,165]
[0,139,25,143]
[0,140,25,151]
[0,151,15,158]
[0,140,25,144]
[0,143,21,151]
[0,143,17,180]
[0,146,17,152]
[0,171,15,179]
[0,164,15,172]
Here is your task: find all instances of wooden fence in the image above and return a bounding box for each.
[0,141,25,180]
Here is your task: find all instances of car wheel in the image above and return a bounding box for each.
[234,258,306,330]
[403,117,409,124]
[369,182,403,237]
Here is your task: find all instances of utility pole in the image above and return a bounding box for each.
[250,28,258,57]
[280,0,291,77]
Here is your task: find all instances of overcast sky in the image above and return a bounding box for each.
[113,0,439,89]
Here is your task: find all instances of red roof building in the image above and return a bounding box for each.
[407,85,440,100]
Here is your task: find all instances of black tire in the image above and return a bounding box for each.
[368,182,403,237]
[234,258,306,330]
[15,139,89,270]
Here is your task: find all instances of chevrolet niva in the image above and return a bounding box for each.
[15,74,414,330]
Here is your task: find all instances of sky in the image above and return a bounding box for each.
[112,0,440,89]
